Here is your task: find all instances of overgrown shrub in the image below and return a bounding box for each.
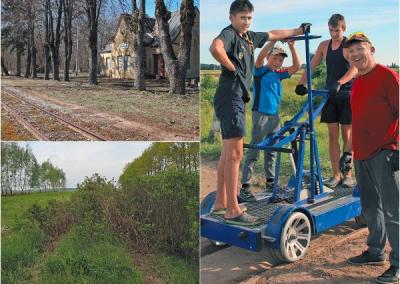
[118,170,199,260]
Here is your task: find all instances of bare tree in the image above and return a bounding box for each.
[48,0,63,80]
[155,0,195,95]
[62,0,74,81]
[1,57,10,75]
[2,0,28,76]
[43,0,51,79]
[131,0,146,90]
[85,0,104,85]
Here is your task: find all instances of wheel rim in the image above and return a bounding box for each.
[281,212,311,262]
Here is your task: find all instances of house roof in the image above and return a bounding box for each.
[100,7,199,53]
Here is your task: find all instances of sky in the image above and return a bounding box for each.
[23,142,151,188]
[200,0,399,66]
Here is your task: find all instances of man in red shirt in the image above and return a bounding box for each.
[344,32,399,284]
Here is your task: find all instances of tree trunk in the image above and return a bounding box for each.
[51,48,60,80]
[31,44,37,78]
[63,0,73,81]
[1,57,9,75]
[155,0,195,95]
[44,0,50,80]
[31,24,37,79]
[49,0,63,80]
[86,0,101,85]
[176,0,195,94]
[16,48,22,76]
[132,0,146,90]
[24,41,31,78]
[88,29,98,84]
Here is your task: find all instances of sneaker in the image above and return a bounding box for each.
[342,176,355,188]
[324,176,341,188]
[239,185,256,202]
[376,265,399,283]
[347,251,386,266]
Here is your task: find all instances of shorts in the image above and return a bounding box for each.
[217,109,246,139]
[320,93,352,124]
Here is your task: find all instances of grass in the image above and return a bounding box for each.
[2,191,74,229]
[153,254,198,284]
[1,190,198,284]
[1,191,74,284]
[38,222,143,284]
[201,70,347,180]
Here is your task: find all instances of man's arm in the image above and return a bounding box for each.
[255,40,277,68]
[209,38,236,72]
[297,42,325,85]
[267,27,303,41]
[287,41,301,75]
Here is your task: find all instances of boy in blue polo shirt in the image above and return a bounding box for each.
[240,40,301,201]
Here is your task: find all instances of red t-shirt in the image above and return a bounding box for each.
[350,64,399,160]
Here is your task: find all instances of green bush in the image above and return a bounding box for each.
[118,170,199,260]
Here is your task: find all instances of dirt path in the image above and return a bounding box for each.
[200,160,392,284]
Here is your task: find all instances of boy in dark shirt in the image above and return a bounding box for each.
[210,0,306,225]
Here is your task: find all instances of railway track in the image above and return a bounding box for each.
[2,89,107,141]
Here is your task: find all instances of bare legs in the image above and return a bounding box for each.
[214,137,243,218]
[326,123,353,179]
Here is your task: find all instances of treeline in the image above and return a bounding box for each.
[119,142,198,182]
[200,63,221,70]
[1,143,66,195]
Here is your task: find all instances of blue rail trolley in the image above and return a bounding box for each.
[200,26,365,263]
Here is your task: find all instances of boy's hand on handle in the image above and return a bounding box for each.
[295,84,308,96]
[287,40,295,47]
[300,23,312,34]
[328,81,341,96]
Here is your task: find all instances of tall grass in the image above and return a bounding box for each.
[1,191,74,284]
[201,71,346,179]
[39,222,143,284]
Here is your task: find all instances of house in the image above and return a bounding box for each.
[99,8,199,80]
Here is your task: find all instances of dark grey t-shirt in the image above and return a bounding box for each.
[214,25,269,112]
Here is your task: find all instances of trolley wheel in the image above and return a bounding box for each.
[355,214,367,228]
[209,239,227,247]
[266,247,284,264]
[276,211,312,262]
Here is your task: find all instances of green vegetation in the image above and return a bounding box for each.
[2,142,199,284]
[201,69,341,179]
[39,222,142,284]
[1,191,74,284]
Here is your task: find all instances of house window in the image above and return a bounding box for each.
[106,58,111,70]
[124,56,130,71]
[118,56,124,70]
